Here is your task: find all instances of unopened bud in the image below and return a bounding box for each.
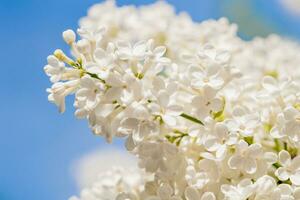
[54,49,73,65]
[62,29,76,44]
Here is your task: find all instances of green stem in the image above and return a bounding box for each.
[272,162,281,169]
[85,71,106,84]
[68,58,106,84]
[180,113,204,125]
[274,139,281,152]
[244,136,254,145]
[284,142,288,151]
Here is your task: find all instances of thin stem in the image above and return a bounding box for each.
[85,71,106,84]
[180,113,204,125]
[274,139,281,152]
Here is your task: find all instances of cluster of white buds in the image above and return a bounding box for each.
[44,1,300,200]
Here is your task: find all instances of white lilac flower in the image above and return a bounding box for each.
[75,75,105,111]
[117,41,147,62]
[93,43,117,70]
[145,183,182,200]
[77,27,106,44]
[226,106,259,137]
[201,120,238,159]
[145,40,170,64]
[146,77,183,127]
[185,186,216,200]
[47,80,80,113]
[275,150,300,185]
[221,179,255,200]
[191,86,223,120]
[44,55,66,83]
[272,106,300,145]
[190,63,224,90]
[228,140,264,174]
[118,117,159,149]
[185,159,219,189]
[253,175,281,200]
[69,167,142,200]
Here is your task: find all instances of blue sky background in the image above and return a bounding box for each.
[0,0,299,199]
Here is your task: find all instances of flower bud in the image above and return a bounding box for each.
[76,39,91,54]
[53,49,73,64]
[62,29,76,44]
[53,49,66,61]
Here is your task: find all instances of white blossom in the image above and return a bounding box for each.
[275,150,300,185]
[228,140,264,174]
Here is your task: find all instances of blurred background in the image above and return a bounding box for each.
[0,0,299,199]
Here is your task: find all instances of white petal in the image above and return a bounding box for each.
[167,105,183,116]
[290,156,300,171]
[238,178,253,187]
[170,197,182,200]
[80,76,94,88]
[104,87,122,101]
[120,118,139,130]
[154,46,166,57]
[279,150,291,166]
[290,171,300,185]
[215,123,228,138]
[243,158,257,174]
[146,196,160,200]
[116,41,130,48]
[236,140,248,152]
[264,152,278,164]
[220,184,233,195]
[166,82,178,94]
[203,85,217,100]
[278,184,293,195]
[275,167,290,181]
[215,50,230,64]
[47,55,59,66]
[157,183,173,199]
[262,76,278,91]
[232,106,246,117]
[270,127,285,139]
[118,50,131,60]
[191,96,206,107]
[162,114,177,126]
[106,73,123,87]
[294,187,300,199]
[158,91,170,107]
[152,76,165,91]
[94,48,106,60]
[133,42,146,58]
[284,106,298,121]
[206,64,219,76]
[204,137,219,151]
[185,187,201,200]
[210,98,222,112]
[228,155,242,169]
[201,192,216,200]
[94,104,114,117]
[216,145,227,159]
[209,77,224,88]
[248,143,263,157]
[163,142,178,156]
[181,53,195,62]
[148,103,161,114]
